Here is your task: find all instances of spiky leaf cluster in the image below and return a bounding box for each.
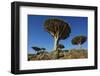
[44,18,71,40]
[72,36,87,45]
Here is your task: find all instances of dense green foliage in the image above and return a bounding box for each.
[44,18,71,40]
[72,36,87,45]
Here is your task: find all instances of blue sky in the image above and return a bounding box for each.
[28,15,88,54]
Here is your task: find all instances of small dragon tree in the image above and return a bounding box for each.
[57,44,65,50]
[72,35,87,49]
[40,48,47,54]
[32,47,41,55]
[41,48,46,51]
[44,18,71,51]
[57,44,65,58]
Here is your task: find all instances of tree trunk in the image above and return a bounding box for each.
[53,38,59,59]
[54,38,59,51]
[78,43,82,49]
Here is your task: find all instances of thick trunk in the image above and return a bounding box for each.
[54,38,59,51]
[53,38,60,59]
[78,43,82,49]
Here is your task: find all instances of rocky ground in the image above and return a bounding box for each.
[28,49,88,61]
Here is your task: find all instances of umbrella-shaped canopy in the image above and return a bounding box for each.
[41,48,46,50]
[57,44,64,49]
[32,47,41,51]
